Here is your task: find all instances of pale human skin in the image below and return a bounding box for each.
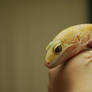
[48,50,92,92]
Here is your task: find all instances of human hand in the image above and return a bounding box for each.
[48,50,92,92]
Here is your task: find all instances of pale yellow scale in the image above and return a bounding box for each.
[45,24,92,68]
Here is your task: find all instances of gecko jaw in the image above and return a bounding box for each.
[45,55,63,69]
[45,61,54,69]
[45,60,55,69]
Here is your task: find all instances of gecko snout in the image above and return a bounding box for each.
[45,61,50,67]
[45,60,56,69]
[45,60,52,68]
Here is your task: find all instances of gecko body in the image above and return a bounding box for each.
[45,24,92,68]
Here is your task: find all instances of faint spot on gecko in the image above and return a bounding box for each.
[77,35,80,41]
[87,34,90,41]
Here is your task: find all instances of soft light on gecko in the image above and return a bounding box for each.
[45,24,92,69]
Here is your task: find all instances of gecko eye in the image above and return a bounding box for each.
[54,44,62,54]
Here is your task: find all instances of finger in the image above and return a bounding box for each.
[63,49,92,72]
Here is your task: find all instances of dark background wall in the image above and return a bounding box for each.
[0,0,88,92]
[88,0,92,23]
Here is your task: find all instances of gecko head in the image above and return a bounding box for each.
[45,40,63,68]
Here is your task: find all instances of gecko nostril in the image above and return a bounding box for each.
[45,61,50,67]
[47,62,50,65]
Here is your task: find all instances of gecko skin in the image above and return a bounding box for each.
[45,24,92,69]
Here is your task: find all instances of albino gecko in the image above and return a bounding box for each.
[45,24,92,69]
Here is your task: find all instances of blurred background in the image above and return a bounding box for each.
[0,0,90,92]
